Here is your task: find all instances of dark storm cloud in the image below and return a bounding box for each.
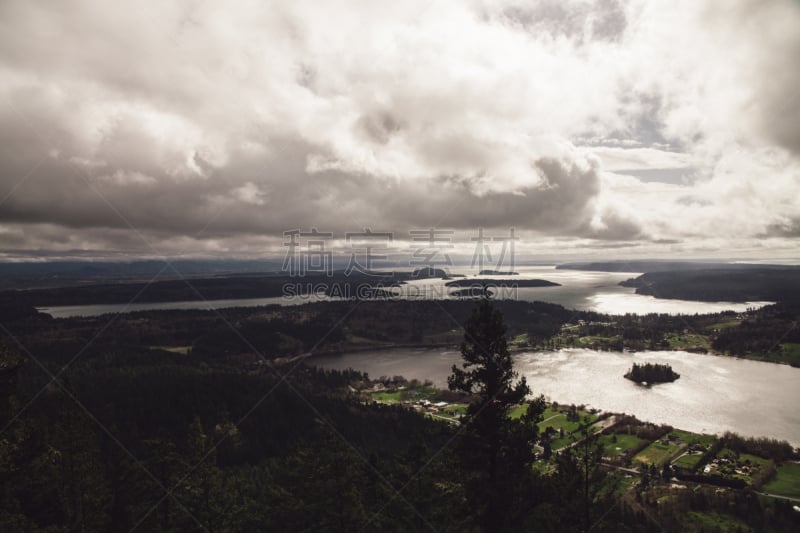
[763,219,800,239]
[0,131,607,239]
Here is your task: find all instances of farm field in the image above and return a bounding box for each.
[598,433,647,459]
[762,462,800,499]
[634,440,683,466]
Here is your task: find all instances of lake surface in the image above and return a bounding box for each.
[311,347,800,445]
[39,266,770,317]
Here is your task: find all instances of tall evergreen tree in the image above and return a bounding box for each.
[448,298,545,532]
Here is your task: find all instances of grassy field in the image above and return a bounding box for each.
[731,342,800,366]
[511,405,558,421]
[369,390,404,403]
[684,511,752,532]
[762,462,800,498]
[509,333,530,348]
[422,330,463,344]
[717,448,769,467]
[670,430,716,471]
[673,452,704,470]
[665,332,711,350]
[537,408,600,450]
[551,435,581,450]
[436,403,469,421]
[714,448,770,484]
[634,440,683,466]
[598,433,648,459]
[536,406,559,420]
[345,334,394,346]
[574,335,621,349]
[705,320,741,331]
[150,345,191,355]
[369,385,439,404]
[776,342,800,366]
[671,429,716,448]
[509,403,532,419]
[597,471,638,499]
[537,409,598,432]
[738,452,769,467]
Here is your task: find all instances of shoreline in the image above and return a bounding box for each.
[300,341,796,368]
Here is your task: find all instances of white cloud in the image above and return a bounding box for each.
[231,181,268,206]
[0,0,798,258]
[584,146,695,172]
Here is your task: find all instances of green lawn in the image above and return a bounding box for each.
[509,404,600,430]
[739,452,769,467]
[634,440,683,466]
[511,405,562,421]
[716,448,768,467]
[673,452,703,470]
[550,435,577,450]
[598,434,647,458]
[538,407,560,419]
[735,343,800,366]
[509,333,530,347]
[149,345,191,355]
[669,430,716,470]
[705,320,741,331]
[537,408,600,450]
[422,330,463,344]
[447,403,468,414]
[436,403,469,421]
[683,511,752,532]
[345,334,393,346]
[537,410,598,433]
[762,462,800,498]
[369,390,403,403]
[714,448,769,484]
[509,404,530,419]
[780,342,800,356]
[776,343,800,366]
[596,471,637,499]
[665,333,710,350]
[575,335,621,349]
[369,385,438,404]
[671,429,716,448]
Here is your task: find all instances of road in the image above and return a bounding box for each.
[601,463,641,475]
[756,492,800,504]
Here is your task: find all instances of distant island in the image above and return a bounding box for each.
[411,266,449,279]
[445,279,560,288]
[619,268,800,304]
[624,362,680,384]
[478,269,519,275]
[451,287,493,298]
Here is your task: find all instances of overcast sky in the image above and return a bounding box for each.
[1,0,799,261]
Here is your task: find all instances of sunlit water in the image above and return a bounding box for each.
[311,347,800,445]
[39,266,770,317]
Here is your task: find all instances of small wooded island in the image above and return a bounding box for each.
[624,362,680,384]
[445,278,560,288]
